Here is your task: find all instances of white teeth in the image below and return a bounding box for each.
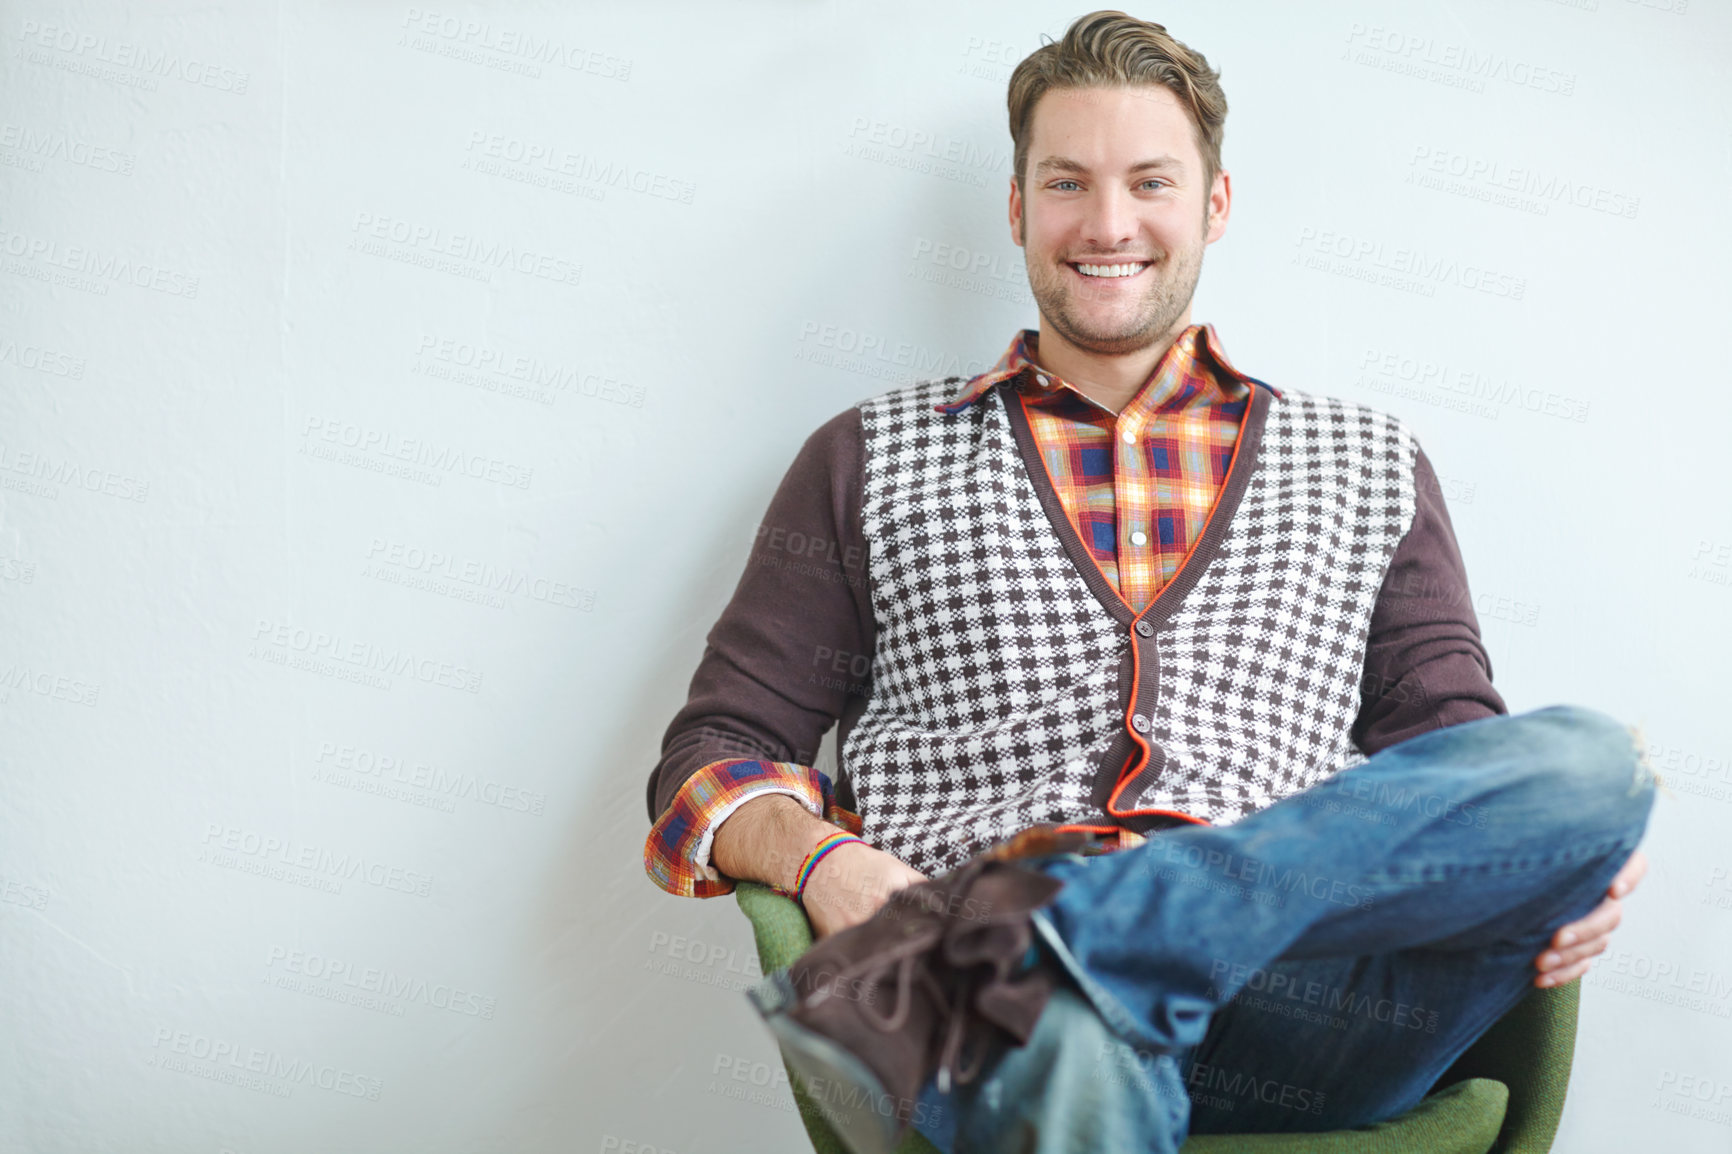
[1075,262,1147,278]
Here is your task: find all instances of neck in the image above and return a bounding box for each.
[1030,309,1194,414]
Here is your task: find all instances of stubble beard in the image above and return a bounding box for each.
[1023,207,1209,358]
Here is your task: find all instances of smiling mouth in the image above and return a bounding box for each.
[1069,260,1151,279]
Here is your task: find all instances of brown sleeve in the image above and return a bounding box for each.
[1351,444,1508,755]
[645,405,877,822]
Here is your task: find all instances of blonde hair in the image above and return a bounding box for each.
[1008,11,1228,191]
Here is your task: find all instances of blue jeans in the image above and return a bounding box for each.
[909,705,1657,1153]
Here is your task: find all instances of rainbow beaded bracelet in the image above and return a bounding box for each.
[792,831,866,907]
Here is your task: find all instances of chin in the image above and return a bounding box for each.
[1059,310,1166,349]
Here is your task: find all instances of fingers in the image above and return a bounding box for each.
[1538,949,1586,991]
[1535,933,1609,977]
[1610,847,1648,898]
[1529,848,1648,983]
[1552,894,1622,951]
[1533,892,1623,979]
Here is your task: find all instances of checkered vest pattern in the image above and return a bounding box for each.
[844,377,1418,878]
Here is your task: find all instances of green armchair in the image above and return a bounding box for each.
[736,881,1580,1154]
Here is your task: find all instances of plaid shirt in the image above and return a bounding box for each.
[645,324,1253,897]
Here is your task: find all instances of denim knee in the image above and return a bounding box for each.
[1514,704,1656,836]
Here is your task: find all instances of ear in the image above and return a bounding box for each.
[1009,177,1025,248]
[1204,168,1231,244]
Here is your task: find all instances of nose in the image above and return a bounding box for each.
[1081,185,1138,252]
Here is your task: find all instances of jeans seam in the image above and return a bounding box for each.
[1032,909,1175,1056]
[1361,832,1641,886]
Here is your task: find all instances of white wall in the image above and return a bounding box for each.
[2,2,1728,1151]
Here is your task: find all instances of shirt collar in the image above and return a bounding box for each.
[933,322,1279,415]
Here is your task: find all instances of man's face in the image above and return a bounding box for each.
[1009,85,1229,357]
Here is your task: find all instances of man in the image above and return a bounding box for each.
[643,11,1655,1152]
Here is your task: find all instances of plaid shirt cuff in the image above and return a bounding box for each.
[643,759,864,899]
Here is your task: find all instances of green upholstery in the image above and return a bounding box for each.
[736,881,1580,1154]
[1178,1081,1506,1153]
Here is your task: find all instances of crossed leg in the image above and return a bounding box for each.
[909,705,1658,1153]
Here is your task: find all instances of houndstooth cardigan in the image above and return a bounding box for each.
[648,367,1507,880]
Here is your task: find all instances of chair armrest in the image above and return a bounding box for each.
[736,880,816,973]
[1432,980,1579,1154]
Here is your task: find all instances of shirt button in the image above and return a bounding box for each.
[1135,620,1154,637]
[1128,530,1148,546]
[1120,430,1136,444]
[1036,373,1052,388]
[1131,713,1151,733]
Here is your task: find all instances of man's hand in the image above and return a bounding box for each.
[1532,848,1647,988]
[802,842,927,940]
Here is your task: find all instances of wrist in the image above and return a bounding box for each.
[712,793,832,892]
[792,832,867,908]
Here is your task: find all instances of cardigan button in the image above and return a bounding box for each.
[1135,620,1154,637]
[1131,713,1151,733]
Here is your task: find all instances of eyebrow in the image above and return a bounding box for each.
[1033,155,1186,178]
